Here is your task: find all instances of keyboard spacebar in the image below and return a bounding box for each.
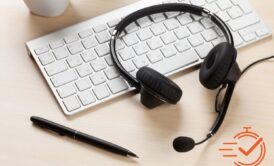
[150,49,199,75]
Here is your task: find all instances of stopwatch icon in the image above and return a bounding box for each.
[219,127,266,166]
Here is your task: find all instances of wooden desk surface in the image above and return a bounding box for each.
[0,0,274,165]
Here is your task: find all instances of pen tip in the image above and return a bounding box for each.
[128,152,139,158]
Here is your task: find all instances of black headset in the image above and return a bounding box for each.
[110,3,241,152]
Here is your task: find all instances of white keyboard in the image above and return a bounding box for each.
[26,0,271,115]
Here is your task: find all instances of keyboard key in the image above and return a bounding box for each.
[64,34,78,44]
[177,13,193,25]
[45,61,68,76]
[78,90,96,106]
[105,55,114,66]
[90,59,107,72]
[188,34,204,47]
[79,29,93,39]
[35,45,49,55]
[228,13,260,31]
[107,19,120,28]
[76,64,92,77]
[178,0,190,3]
[125,22,139,33]
[63,96,81,112]
[174,27,190,39]
[163,18,180,30]
[147,38,163,50]
[122,61,135,72]
[51,70,78,87]
[38,52,55,65]
[75,78,92,91]
[109,28,115,35]
[50,40,64,49]
[133,43,149,55]
[256,28,269,37]
[163,0,178,3]
[216,0,232,10]
[174,40,191,53]
[187,22,204,34]
[161,45,177,58]
[150,49,199,75]
[191,15,202,21]
[206,0,217,3]
[115,39,125,50]
[230,0,239,5]
[96,31,111,44]
[204,3,219,13]
[82,37,97,49]
[53,47,69,60]
[119,48,135,61]
[104,67,120,80]
[120,31,126,37]
[147,51,163,63]
[217,11,230,22]
[150,13,166,23]
[90,72,106,85]
[211,37,226,46]
[107,77,128,94]
[201,29,218,41]
[93,85,110,100]
[165,12,180,18]
[93,24,107,33]
[136,28,153,41]
[190,0,205,6]
[123,33,139,46]
[67,42,84,55]
[227,6,243,19]
[215,26,224,36]
[57,83,76,98]
[95,43,110,57]
[80,50,97,62]
[242,33,256,42]
[195,43,213,59]
[160,32,177,45]
[66,54,83,68]
[137,16,152,28]
[200,18,215,29]
[238,0,253,14]
[133,55,149,69]
[232,32,243,46]
[150,23,166,36]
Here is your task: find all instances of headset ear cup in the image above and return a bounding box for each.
[136,67,182,104]
[199,43,237,89]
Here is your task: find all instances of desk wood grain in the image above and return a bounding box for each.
[0,0,274,165]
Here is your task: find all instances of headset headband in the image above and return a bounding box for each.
[110,3,234,90]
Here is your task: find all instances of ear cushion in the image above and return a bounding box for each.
[199,43,237,89]
[136,67,182,104]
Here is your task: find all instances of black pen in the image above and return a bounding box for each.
[30,116,138,158]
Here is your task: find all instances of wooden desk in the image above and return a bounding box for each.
[1,0,274,165]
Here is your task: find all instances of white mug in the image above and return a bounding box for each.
[23,0,70,17]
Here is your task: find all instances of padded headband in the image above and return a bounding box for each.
[110,3,234,90]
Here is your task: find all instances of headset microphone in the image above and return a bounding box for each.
[173,137,196,152]
[173,136,210,152]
